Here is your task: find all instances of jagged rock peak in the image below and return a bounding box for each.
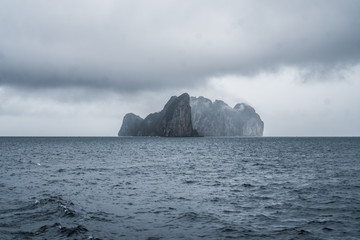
[190,96,264,136]
[118,113,143,136]
[118,93,198,137]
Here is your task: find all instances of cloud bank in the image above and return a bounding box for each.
[1,0,360,92]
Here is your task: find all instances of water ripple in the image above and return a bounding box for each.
[0,137,360,239]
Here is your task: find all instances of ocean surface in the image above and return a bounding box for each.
[1,137,360,240]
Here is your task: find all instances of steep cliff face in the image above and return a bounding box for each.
[118,113,143,136]
[234,103,264,136]
[118,93,198,137]
[190,97,264,136]
[161,93,195,137]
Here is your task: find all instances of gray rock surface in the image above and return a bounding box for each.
[118,93,264,137]
[190,96,264,136]
[118,113,143,136]
[118,93,198,137]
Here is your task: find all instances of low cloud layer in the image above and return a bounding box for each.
[1,0,360,92]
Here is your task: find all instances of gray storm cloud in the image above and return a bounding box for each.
[1,0,360,91]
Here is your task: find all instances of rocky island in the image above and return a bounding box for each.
[118,93,198,137]
[118,93,264,137]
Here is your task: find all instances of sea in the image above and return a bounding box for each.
[0,137,360,240]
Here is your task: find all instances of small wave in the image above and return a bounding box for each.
[253,214,274,222]
[275,227,313,237]
[242,183,254,188]
[217,226,254,239]
[58,203,76,217]
[35,196,77,218]
[57,224,88,238]
[182,179,197,184]
[1,196,104,240]
[307,220,344,225]
[0,196,76,220]
[177,197,191,201]
[87,210,115,223]
[219,227,238,232]
[10,222,94,240]
[176,211,220,224]
[210,197,222,202]
[35,222,88,238]
[323,227,333,231]
[83,167,112,172]
[177,211,198,221]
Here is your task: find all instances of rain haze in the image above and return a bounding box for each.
[1,0,360,136]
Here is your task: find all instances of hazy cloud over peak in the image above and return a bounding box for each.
[1,0,360,92]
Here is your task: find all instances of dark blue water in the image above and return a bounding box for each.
[1,137,360,239]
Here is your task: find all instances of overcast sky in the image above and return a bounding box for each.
[1,0,360,136]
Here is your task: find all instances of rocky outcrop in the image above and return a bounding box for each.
[118,113,143,136]
[118,93,198,137]
[190,96,264,136]
[118,93,264,137]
